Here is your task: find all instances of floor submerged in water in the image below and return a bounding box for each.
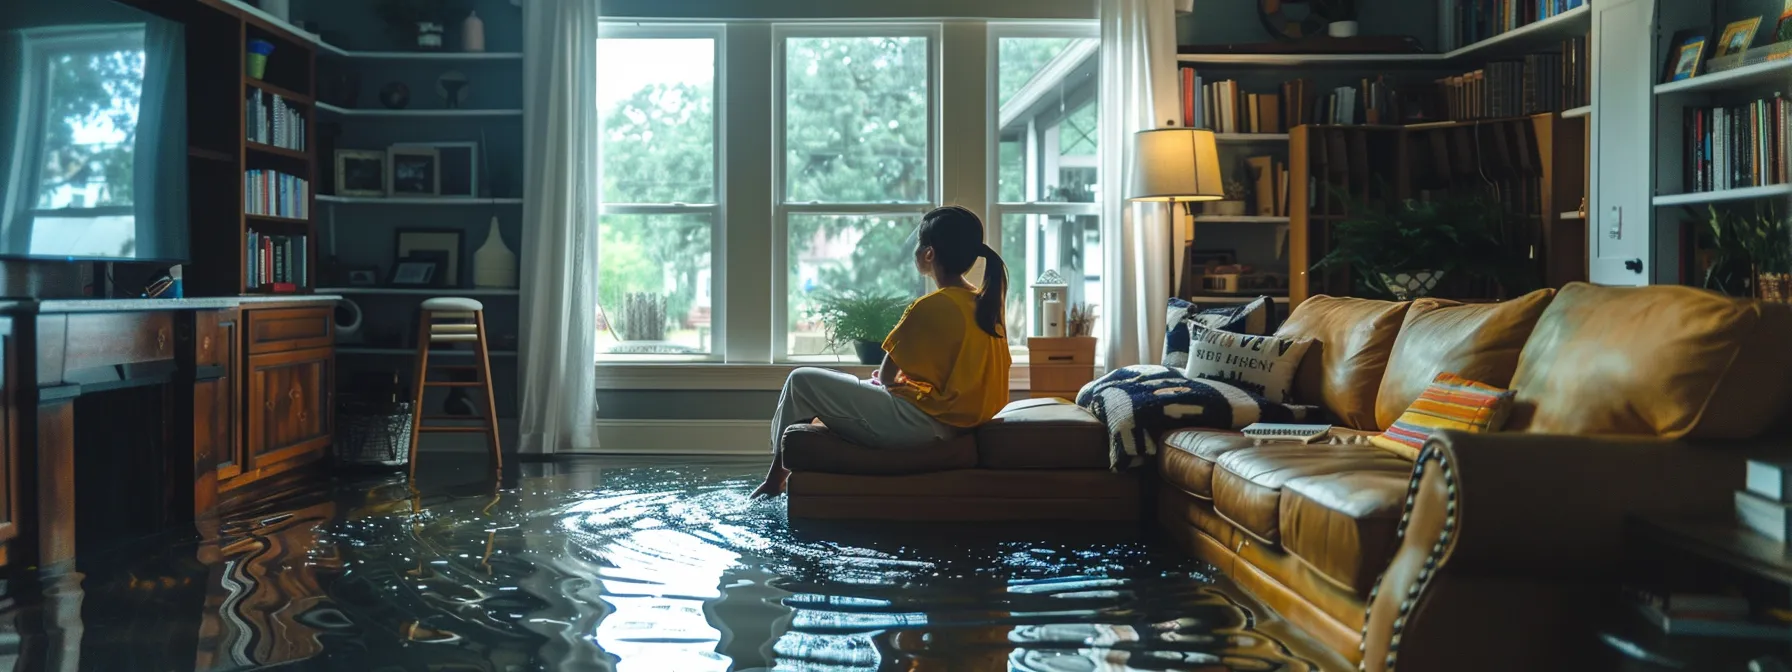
[6,455,1347,671]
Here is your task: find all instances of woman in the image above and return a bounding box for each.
[751,205,1013,498]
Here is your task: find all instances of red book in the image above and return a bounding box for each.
[270,282,297,294]
[1181,67,1197,128]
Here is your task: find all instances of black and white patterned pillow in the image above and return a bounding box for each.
[1163,296,1274,369]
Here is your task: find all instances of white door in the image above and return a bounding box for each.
[1588,0,1654,285]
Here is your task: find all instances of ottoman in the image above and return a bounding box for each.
[783,398,1141,521]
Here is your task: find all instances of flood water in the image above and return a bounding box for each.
[0,456,1344,671]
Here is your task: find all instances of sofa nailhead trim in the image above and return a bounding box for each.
[1358,443,1456,672]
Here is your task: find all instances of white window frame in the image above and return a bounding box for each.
[986,23,1102,358]
[595,23,728,362]
[2,26,146,243]
[771,23,943,362]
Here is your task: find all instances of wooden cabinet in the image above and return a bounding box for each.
[192,310,239,517]
[221,305,332,492]
[0,315,17,564]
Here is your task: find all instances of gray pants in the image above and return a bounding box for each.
[771,367,956,454]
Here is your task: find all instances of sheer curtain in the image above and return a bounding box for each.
[519,0,601,455]
[1098,0,1179,367]
[136,22,186,260]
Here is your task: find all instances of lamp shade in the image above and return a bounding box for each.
[1127,127,1224,202]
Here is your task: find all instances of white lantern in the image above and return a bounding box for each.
[1030,269,1069,337]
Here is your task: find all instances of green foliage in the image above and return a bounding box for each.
[1699,205,1792,296]
[810,291,911,351]
[37,49,142,208]
[1314,189,1534,298]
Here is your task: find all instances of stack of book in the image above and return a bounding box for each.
[1626,585,1780,637]
[1446,0,1587,50]
[1561,37,1590,110]
[1435,55,1568,121]
[1177,71,1395,129]
[245,232,308,291]
[246,88,305,152]
[243,170,310,220]
[1682,95,1789,194]
[1242,155,1291,217]
[1181,75,1285,133]
[1738,459,1792,542]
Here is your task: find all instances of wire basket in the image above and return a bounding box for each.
[335,401,414,468]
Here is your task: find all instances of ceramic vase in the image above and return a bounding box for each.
[462,12,486,52]
[474,217,518,288]
[1378,270,1445,300]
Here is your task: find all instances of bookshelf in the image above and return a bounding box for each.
[314,103,525,118]
[1652,185,1792,208]
[315,196,525,205]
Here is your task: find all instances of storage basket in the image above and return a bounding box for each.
[335,401,414,467]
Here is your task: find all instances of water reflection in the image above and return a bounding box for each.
[0,458,1332,671]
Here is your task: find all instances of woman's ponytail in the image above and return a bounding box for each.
[973,242,1007,339]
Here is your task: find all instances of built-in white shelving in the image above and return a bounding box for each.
[1177,7,1589,69]
[1655,58,1792,97]
[316,103,523,117]
[1561,105,1591,118]
[316,196,523,205]
[1651,184,1792,207]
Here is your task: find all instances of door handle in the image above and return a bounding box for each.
[1625,258,1644,274]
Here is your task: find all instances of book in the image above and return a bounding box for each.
[1749,460,1792,502]
[1684,94,1790,193]
[1241,423,1332,443]
[1247,155,1276,215]
[1625,586,1750,617]
[1737,489,1792,541]
[1632,602,1792,640]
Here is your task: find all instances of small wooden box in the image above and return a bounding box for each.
[1028,336,1096,365]
[1029,337,1097,395]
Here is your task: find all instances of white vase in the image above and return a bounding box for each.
[462,12,486,52]
[1378,270,1446,300]
[474,216,517,288]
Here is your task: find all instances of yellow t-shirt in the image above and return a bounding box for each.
[881,287,1012,427]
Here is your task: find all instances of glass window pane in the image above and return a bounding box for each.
[598,213,713,355]
[38,44,144,209]
[1001,213,1102,347]
[787,214,927,356]
[995,37,1099,205]
[598,38,715,204]
[784,36,929,204]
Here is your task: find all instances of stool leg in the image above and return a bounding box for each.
[473,310,502,474]
[407,311,433,480]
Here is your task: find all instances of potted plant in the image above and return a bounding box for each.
[1204,179,1250,216]
[1316,0,1359,37]
[1699,205,1792,301]
[811,291,911,364]
[1314,190,1534,300]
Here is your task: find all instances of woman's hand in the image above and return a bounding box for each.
[876,352,900,388]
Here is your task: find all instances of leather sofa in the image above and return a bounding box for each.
[1160,282,1792,671]
[783,281,1792,669]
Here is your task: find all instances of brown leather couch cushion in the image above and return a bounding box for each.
[780,425,977,475]
[976,398,1108,469]
[1280,467,1411,597]
[1374,289,1556,429]
[1160,428,1381,500]
[1275,296,1413,430]
[1509,282,1792,438]
[1210,443,1411,547]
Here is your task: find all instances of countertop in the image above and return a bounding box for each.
[38,295,340,313]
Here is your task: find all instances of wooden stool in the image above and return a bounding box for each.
[407,297,502,478]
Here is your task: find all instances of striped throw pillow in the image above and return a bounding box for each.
[1369,373,1515,460]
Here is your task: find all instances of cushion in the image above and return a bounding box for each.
[780,424,977,475]
[1509,282,1792,438]
[1374,289,1555,428]
[1275,295,1411,430]
[1279,468,1412,597]
[1211,442,1411,547]
[421,297,484,311]
[1369,373,1515,460]
[1164,297,1275,368]
[1158,427,1379,499]
[976,398,1108,469]
[1183,323,1312,403]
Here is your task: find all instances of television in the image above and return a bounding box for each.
[0,0,187,263]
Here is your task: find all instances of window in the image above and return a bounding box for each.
[4,26,147,257]
[776,29,937,357]
[596,28,721,358]
[992,31,1102,348]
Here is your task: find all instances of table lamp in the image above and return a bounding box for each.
[1127,126,1224,293]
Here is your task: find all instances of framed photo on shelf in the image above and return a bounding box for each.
[387,257,441,287]
[387,147,440,196]
[1663,28,1710,82]
[334,150,386,197]
[1717,17,1762,58]
[395,228,464,287]
[392,142,477,197]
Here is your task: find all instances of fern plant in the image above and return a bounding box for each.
[810,291,911,353]
[1314,188,1535,299]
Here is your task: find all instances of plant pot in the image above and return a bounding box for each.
[853,340,884,365]
[1378,270,1446,300]
[1208,200,1247,216]
[1760,271,1792,303]
[1328,20,1360,38]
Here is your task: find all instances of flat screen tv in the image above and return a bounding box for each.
[0,0,187,263]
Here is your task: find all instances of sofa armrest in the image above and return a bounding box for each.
[1360,430,1761,672]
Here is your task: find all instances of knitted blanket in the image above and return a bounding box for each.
[1075,365,1321,471]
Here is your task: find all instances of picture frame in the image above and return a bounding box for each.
[387,147,441,197]
[1663,28,1710,82]
[1717,17,1762,59]
[334,149,387,197]
[395,228,464,287]
[387,257,441,287]
[391,141,477,198]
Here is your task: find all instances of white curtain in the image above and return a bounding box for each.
[1098,0,1180,367]
[519,0,601,455]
